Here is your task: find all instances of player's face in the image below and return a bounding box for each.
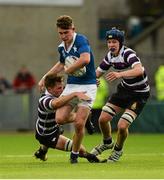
[57,27,75,44]
[49,82,64,97]
[107,39,120,55]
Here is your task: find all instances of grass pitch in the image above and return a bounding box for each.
[0,132,164,179]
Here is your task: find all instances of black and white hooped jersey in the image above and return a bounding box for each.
[97,46,150,93]
[36,91,58,136]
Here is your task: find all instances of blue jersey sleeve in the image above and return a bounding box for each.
[76,34,91,54]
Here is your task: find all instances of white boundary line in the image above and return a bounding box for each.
[0,179,164,180]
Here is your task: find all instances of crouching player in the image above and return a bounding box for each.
[34,74,100,163]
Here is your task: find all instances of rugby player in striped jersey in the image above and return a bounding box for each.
[90,27,150,162]
[34,74,100,163]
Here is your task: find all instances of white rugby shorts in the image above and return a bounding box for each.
[61,84,97,108]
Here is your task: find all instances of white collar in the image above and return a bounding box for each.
[60,32,77,53]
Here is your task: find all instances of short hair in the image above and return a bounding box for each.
[44,74,63,89]
[56,15,74,29]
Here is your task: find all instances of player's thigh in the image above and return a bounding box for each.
[56,104,73,121]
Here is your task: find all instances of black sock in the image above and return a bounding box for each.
[70,151,79,159]
[114,144,122,151]
[103,137,112,144]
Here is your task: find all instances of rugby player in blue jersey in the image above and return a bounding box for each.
[35,74,100,163]
[38,15,97,163]
[90,27,150,162]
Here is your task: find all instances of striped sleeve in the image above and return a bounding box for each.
[39,96,53,111]
[124,48,141,67]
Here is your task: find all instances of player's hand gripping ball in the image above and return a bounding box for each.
[65,56,86,77]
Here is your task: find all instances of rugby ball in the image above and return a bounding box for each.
[65,56,86,77]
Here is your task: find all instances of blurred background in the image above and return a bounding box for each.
[0,0,164,132]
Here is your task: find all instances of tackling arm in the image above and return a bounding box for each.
[51,91,91,109]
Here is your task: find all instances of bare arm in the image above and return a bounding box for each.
[65,53,90,74]
[94,69,105,87]
[46,62,65,75]
[106,63,144,82]
[51,91,91,109]
[38,62,64,92]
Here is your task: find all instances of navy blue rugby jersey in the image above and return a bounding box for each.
[97,46,150,93]
[58,33,96,85]
[35,91,59,136]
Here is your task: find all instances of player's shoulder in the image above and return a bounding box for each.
[121,46,137,59]
[75,33,89,44]
[76,33,88,39]
[123,46,136,54]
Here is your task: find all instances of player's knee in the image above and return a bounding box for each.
[75,121,85,133]
[99,112,112,124]
[99,117,107,126]
[117,122,127,132]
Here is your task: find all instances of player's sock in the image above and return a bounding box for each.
[70,151,79,164]
[85,152,100,163]
[114,143,122,151]
[103,137,113,144]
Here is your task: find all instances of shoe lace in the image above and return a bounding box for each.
[96,144,110,152]
[109,150,122,161]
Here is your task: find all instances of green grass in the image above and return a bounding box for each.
[0,132,164,179]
